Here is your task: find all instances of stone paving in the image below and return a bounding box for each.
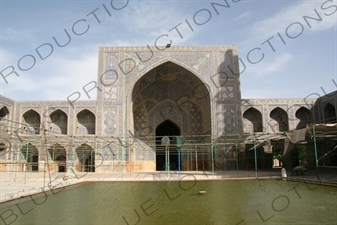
[1,168,336,203]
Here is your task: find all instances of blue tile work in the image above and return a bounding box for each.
[224,107,236,134]
[104,109,116,135]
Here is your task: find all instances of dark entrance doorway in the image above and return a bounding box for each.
[31,155,39,171]
[156,120,180,171]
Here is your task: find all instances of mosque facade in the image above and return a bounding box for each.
[0,46,336,173]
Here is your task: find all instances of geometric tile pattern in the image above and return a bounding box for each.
[224,107,236,134]
[104,109,116,135]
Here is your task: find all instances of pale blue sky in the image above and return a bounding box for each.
[0,0,336,101]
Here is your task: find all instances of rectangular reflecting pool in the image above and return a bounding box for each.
[1,179,336,225]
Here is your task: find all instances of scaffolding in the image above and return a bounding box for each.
[1,118,337,178]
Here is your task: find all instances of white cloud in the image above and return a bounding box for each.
[251,0,337,39]
[39,51,98,100]
[113,1,201,45]
[0,49,22,96]
[117,2,181,34]
[0,48,15,68]
[0,28,36,42]
[248,53,294,78]
[0,46,99,100]
[234,11,251,21]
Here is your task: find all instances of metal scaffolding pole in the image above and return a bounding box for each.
[167,146,170,176]
[90,150,93,172]
[254,135,257,178]
[178,147,181,175]
[25,141,29,184]
[313,124,318,169]
[236,140,238,173]
[211,140,214,178]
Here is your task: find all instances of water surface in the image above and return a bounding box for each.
[1,179,336,225]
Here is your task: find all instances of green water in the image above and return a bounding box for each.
[1,179,336,225]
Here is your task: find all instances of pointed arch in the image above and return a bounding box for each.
[149,100,188,135]
[324,103,336,123]
[0,107,10,135]
[48,143,67,172]
[0,142,7,160]
[49,109,68,134]
[0,106,9,118]
[270,107,288,132]
[20,143,39,171]
[156,119,181,136]
[132,57,213,96]
[77,109,95,134]
[243,107,263,133]
[295,107,312,129]
[155,119,181,171]
[76,143,95,172]
[132,61,211,136]
[23,109,41,134]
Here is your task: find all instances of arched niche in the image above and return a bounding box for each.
[20,143,39,171]
[48,143,67,172]
[324,103,336,123]
[0,142,7,160]
[76,143,95,172]
[49,109,68,134]
[243,107,263,133]
[77,109,95,135]
[0,106,9,118]
[270,107,288,132]
[23,110,41,134]
[295,107,312,129]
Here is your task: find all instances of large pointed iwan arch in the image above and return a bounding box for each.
[125,60,213,172]
[125,58,214,136]
[131,61,211,137]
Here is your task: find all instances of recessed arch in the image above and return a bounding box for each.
[48,143,67,172]
[324,103,336,123]
[155,120,181,171]
[0,142,7,160]
[270,107,288,132]
[76,143,95,172]
[295,107,312,129]
[0,106,9,118]
[132,61,211,136]
[49,109,68,134]
[20,143,39,171]
[124,57,215,140]
[23,109,41,134]
[149,100,187,134]
[156,119,181,136]
[132,57,214,96]
[243,107,263,133]
[77,109,95,134]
